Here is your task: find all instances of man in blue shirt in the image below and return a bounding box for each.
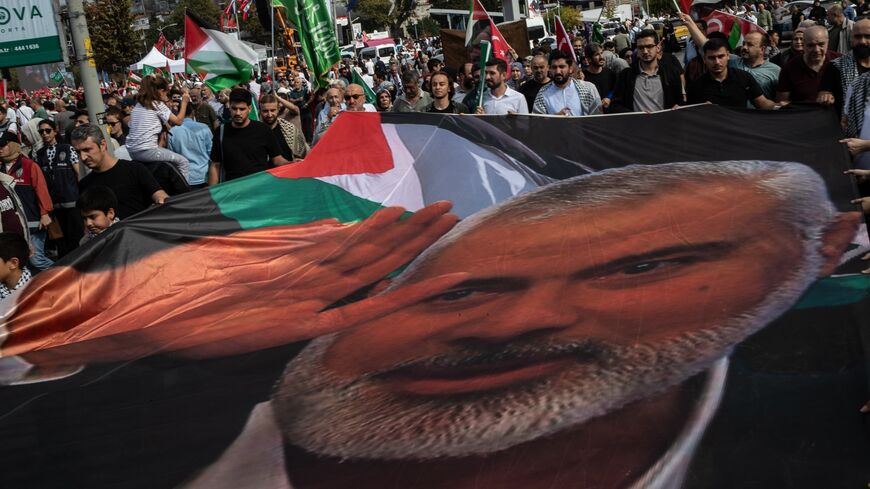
[168,105,212,190]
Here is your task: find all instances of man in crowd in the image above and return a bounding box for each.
[34,119,82,255]
[387,61,403,94]
[757,2,774,31]
[688,38,782,109]
[583,43,618,110]
[453,62,475,105]
[210,88,292,185]
[343,84,376,112]
[428,72,469,113]
[519,55,551,110]
[682,14,781,100]
[260,94,308,162]
[314,86,345,143]
[533,51,602,116]
[72,125,167,220]
[828,4,854,55]
[613,28,631,53]
[476,58,529,115]
[777,26,838,103]
[168,105,213,190]
[54,99,75,142]
[818,18,870,115]
[0,132,53,271]
[393,71,432,112]
[611,30,685,112]
[189,87,219,130]
[0,106,17,137]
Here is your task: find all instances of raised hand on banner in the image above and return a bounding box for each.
[4,202,463,367]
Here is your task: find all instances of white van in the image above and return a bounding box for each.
[359,44,398,64]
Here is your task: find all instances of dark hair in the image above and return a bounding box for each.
[703,36,732,54]
[636,29,660,45]
[0,232,30,267]
[602,40,616,50]
[259,94,279,106]
[485,58,507,73]
[426,58,442,71]
[38,119,57,130]
[548,49,574,66]
[43,100,55,111]
[135,75,170,110]
[429,70,453,86]
[105,106,124,120]
[401,70,420,85]
[585,42,603,59]
[77,186,118,214]
[229,88,253,106]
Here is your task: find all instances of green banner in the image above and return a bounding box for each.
[276,0,340,89]
[0,35,62,69]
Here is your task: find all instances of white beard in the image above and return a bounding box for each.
[271,244,825,461]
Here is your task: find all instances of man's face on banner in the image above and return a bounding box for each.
[273,163,857,462]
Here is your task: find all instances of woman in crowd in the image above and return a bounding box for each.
[376,87,393,112]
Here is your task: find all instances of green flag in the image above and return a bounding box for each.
[476,40,492,110]
[274,0,340,89]
[351,69,376,103]
[50,69,64,83]
[142,65,155,75]
[591,22,604,44]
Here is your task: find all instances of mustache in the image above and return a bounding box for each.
[371,339,617,378]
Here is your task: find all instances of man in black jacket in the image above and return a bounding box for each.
[610,30,685,112]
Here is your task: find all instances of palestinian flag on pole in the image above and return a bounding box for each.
[705,10,766,50]
[184,11,258,92]
[127,70,142,85]
[465,0,514,63]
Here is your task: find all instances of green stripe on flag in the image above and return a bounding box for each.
[794,274,870,309]
[728,22,741,50]
[210,172,386,229]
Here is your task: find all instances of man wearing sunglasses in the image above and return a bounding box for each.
[34,120,82,256]
[344,84,376,112]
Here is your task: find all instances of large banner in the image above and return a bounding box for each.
[0,0,63,68]
[0,106,868,488]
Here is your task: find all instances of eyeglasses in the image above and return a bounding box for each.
[38,128,53,134]
[344,94,363,100]
[107,121,120,126]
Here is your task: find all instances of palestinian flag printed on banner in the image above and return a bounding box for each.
[184,11,259,92]
[0,112,551,370]
[705,10,766,50]
[465,0,514,62]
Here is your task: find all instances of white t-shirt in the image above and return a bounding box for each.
[481,87,529,115]
[125,102,172,151]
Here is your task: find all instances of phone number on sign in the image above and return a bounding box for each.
[0,44,41,54]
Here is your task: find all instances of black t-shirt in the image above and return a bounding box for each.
[427,100,469,113]
[79,159,162,220]
[687,68,763,108]
[271,124,294,162]
[211,120,281,181]
[519,79,547,111]
[583,68,617,99]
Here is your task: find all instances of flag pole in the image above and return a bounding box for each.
[476,40,492,110]
[271,3,276,81]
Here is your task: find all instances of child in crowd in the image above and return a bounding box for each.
[77,186,119,244]
[0,232,32,300]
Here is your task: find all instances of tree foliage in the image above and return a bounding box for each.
[164,0,223,41]
[543,6,582,31]
[84,0,143,71]
[356,0,427,33]
[416,16,441,36]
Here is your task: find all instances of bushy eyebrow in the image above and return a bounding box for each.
[572,241,738,279]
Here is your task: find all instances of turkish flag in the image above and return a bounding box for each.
[554,15,576,64]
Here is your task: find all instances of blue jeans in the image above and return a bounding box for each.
[29,229,54,272]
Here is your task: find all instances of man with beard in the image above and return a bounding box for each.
[188,87,219,130]
[208,88,292,185]
[817,18,870,116]
[519,55,551,109]
[777,26,839,103]
[453,63,475,105]
[583,43,617,110]
[476,58,529,115]
[181,160,859,489]
[427,72,469,113]
[533,50,602,115]
[827,4,854,55]
[682,14,781,101]
[260,94,308,161]
[611,30,685,112]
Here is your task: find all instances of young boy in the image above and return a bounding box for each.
[77,186,119,244]
[0,232,32,300]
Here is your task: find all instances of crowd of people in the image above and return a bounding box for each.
[0,2,869,322]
